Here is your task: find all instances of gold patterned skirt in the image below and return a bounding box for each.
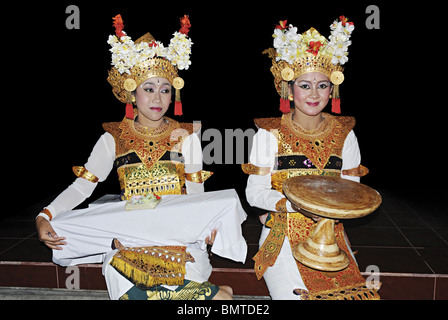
[110,240,220,300]
[254,212,380,300]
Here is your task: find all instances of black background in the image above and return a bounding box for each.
[6,1,445,212]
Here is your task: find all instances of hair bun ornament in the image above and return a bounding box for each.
[107,14,193,118]
[265,16,354,115]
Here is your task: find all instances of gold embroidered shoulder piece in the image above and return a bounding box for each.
[254,116,282,131]
[170,121,198,153]
[103,121,127,155]
[179,121,201,135]
[102,121,121,134]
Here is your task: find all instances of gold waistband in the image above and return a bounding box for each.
[118,161,185,199]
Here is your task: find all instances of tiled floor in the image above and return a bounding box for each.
[345,188,448,276]
[0,188,447,299]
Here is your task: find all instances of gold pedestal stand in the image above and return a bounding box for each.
[283,176,382,272]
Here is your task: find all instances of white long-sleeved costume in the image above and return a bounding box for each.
[244,112,369,300]
[39,116,247,300]
[39,119,204,220]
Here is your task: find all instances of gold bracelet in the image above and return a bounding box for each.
[72,166,99,183]
[342,164,369,177]
[241,163,271,176]
[185,170,213,183]
[275,198,288,213]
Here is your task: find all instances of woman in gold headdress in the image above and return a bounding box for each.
[35,15,242,300]
[242,17,380,300]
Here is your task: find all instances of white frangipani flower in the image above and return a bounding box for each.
[108,29,192,74]
[272,16,354,66]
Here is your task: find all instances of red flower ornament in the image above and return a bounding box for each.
[339,15,354,27]
[112,14,126,38]
[179,15,191,35]
[307,41,323,56]
[275,20,288,30]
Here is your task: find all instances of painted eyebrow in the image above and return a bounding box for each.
[141,81,171,86]
[296,80,330,84]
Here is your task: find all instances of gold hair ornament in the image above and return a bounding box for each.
[107,15,192,118]
[266,16,354,114]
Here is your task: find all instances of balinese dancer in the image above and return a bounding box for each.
[242,17,380,300]
[36,15,247,300]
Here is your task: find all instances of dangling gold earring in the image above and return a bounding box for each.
[329,94,332,99]
[288,94,294,101]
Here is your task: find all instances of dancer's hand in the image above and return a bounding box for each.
[36,216,66,250]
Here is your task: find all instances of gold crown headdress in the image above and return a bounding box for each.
[107,15,192,118]
[265,16,354,114]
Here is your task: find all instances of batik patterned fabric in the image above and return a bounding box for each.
[119,280,219,300]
